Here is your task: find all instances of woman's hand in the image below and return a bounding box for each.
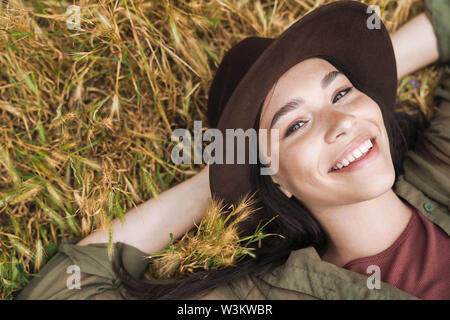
[391,12,440,80]
[76,165,211,255]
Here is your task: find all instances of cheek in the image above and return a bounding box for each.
[359,95,384,122]
[364,101,391,153]
[278,140,322,184]
[372,103,385,123]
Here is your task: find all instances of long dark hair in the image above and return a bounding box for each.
[112,58,428,300]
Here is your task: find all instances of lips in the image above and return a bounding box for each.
[328,135,376,173]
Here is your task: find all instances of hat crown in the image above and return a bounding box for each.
[207,37,273,128]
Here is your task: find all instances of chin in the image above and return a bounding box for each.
[359,168,395,201]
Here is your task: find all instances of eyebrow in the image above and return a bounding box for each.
[321,70,342,90]
[269,98,304,129]
[269,70,343,129]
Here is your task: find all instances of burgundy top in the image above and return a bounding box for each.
[343,208,450,300]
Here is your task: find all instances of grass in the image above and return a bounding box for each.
[147,193,281,279]
[0,0,443,299]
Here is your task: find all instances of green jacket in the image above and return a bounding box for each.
[16,1,450,300]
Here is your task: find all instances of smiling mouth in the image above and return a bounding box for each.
[328,137,376,173]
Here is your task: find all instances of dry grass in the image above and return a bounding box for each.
[0,0,442,299]
[147,192,281,279]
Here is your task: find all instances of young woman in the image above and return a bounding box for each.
[17,1,449,300]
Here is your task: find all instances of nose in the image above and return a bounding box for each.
[322,108,356,144]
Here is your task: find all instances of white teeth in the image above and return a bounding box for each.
[331,138,374,172]
[358,144,368,154]
[352,149,363,158]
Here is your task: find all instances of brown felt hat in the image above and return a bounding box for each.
[207,0,397,208]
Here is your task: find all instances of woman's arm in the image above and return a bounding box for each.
[76,165,211,255]
[391,12,440,80]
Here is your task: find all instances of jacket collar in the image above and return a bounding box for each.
[254,246,419,300]
[395,175,450,236]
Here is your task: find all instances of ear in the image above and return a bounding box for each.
[271,176,293,198]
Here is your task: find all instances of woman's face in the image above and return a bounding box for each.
[258,58,395,210]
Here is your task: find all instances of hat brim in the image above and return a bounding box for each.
[209,0,397,208]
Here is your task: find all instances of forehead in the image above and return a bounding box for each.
[259,58,339,129]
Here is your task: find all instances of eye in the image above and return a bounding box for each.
[332,87,353,103]
[285,119,308,138]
